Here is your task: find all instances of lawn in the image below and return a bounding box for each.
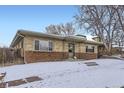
[0,59,124,88]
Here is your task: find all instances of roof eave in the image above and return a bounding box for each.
[10,31,24,47]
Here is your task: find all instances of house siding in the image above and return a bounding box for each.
[23,36,68,52]
[12,35,99,63]
[21,36,98,63]
[13,39,24,57]
[23,36,98,53]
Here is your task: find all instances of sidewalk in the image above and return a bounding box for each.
[0,76,42,88]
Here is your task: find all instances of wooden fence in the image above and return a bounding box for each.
[0,48,24,67]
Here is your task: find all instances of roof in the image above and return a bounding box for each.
[10,29,103,47]
[18,29,64,39]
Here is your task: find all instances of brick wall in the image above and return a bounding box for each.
[75,53,98,60]
[25,51,68,63]
[25,51,98,63]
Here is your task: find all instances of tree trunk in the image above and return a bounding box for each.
[104,42,112,56]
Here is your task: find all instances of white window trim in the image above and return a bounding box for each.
[33,39,53,52]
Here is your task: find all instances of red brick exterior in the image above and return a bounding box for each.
[75,53,98,60]
[25,51,98,63]
[25,51,68,63]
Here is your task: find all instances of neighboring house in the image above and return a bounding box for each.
[10,30,103,63]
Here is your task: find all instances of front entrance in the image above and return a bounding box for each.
[68,43,75,58]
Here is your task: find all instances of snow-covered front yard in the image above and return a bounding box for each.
[1,59,124,88]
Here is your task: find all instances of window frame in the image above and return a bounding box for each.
[34,39,53,52]
[86,45,95,53]
[48,41,53,52]
[34,40,40,51]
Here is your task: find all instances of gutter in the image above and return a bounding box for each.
[10,32,24,47]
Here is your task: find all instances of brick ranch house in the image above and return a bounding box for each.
[10,30,103,63]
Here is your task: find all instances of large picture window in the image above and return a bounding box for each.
[34,40,53,52]
[86,46,95,52]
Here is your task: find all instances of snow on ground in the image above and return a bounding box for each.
[0,59,124,88]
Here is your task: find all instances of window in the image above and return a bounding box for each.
[49,41,53,51]
[35,40,40,50]
[34,40,53,52]
[86,46,95,52]
[39,40,49,51]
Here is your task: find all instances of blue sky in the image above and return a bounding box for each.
[0,5,87,47]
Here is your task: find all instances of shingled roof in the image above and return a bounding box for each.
[10,29,103,47]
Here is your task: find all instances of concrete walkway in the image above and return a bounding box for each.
[0,76,42,88]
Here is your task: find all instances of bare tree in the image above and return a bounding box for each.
[45,22,75,36]
[113,30,124,53]
[110,6,124,55]
[45,24,62,35]
[112,6,124,32]
[74,5,120,55]
[60,23,75,36]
